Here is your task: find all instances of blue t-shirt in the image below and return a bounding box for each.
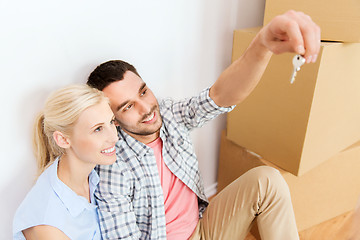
[13,158,102,240]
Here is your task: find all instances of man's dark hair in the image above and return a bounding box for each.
[87,60,141,90]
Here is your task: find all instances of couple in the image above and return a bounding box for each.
[13,11,320,240]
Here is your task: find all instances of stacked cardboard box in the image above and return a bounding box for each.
[219,4,360,232]
[228,27,360,176]
[263,0,360,42]
[218,131,360,231]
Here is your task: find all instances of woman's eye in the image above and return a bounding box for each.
[94,126,102,132]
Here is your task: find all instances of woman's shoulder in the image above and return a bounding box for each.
[13,162,68,236]
[15,165,55,214]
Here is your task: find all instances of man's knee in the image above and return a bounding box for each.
[245,166,290,197]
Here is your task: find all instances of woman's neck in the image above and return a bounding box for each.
[57,154,95,202]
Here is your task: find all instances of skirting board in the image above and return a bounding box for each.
[205,182,217,199]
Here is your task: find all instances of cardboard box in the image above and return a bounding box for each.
[217,131,264,192]
[217,130,360,231]
[263,0,360,42]
[228,28,360,176]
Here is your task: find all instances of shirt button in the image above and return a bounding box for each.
[177,137,184,146]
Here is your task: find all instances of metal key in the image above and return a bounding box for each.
[290,54,306,84]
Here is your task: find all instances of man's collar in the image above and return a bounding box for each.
[117,126,166,159]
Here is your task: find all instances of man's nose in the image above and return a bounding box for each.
[138,100,152,115]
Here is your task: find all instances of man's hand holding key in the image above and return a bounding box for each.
[255,11,320,85]
[258,10,321,62]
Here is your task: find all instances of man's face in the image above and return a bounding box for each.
[103,71,162,144]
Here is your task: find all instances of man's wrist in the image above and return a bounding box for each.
[247,31,273,61]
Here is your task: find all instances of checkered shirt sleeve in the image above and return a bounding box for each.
[165,87,235,130]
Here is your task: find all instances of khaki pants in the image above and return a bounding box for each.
[189,166,299,240]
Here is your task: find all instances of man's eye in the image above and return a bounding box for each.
[110,119,116,125]
[140,89,147,96]
[124,104,133,111]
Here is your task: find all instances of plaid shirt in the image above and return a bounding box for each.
[95,88,234,239]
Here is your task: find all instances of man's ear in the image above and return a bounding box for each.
[53,131,71,149]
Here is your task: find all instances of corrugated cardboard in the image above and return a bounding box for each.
[227,28,360,176]
[217,130,360,231]
[263,0,360,42]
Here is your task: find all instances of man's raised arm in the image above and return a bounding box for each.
[210,10,321,107]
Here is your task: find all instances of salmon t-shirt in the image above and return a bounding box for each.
[147,137,199,240]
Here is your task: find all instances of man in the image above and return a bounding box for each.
[87,11,320,240]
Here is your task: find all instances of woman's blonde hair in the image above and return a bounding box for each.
[33,84,107,175]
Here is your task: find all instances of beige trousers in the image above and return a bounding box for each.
[189,166,299,240]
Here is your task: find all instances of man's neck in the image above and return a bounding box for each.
[124,129,160,144]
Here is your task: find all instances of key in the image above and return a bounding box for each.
[290,54,306,84]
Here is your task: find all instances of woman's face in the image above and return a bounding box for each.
[67,100,118,166]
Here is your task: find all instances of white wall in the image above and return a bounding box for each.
[0,0,264,238]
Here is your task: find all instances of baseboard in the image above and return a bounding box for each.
[205,182,218,198]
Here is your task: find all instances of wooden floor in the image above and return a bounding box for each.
[299,210,360,240]
[245,207,360,240]
[208,193,360,240]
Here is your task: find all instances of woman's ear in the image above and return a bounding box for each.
[53,131,71,149]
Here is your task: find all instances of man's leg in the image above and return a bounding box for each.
[194,166,299,240]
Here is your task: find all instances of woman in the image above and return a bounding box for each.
[13,84,118,239]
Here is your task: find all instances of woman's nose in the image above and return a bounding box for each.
[107,125,119,143]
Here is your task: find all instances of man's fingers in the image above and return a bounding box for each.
[284,11,321,62]
[264,12,305,55]
[267,41,295,55]
[312,24,321,62]
[281,17,305,55]
[263,10,321,62]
